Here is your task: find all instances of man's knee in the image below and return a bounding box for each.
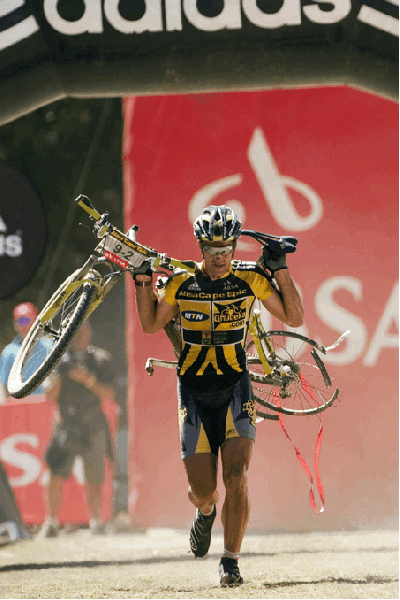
[188,480,217,502]
[185,453,218,501]
[223,461,249,489]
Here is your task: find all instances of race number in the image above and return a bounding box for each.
[96,233,138,269]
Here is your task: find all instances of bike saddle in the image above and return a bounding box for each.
[241,230,298,253]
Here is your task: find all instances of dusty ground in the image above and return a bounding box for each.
[0,528,397,599]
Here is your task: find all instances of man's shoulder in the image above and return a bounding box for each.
[163,266,201,293]
[0,336,22,358]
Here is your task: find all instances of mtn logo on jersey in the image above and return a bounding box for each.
[182,311,209,322]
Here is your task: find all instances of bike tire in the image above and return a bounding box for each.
[246,331,339,418]
[7,282,96,398]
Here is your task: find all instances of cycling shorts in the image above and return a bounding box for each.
[178,371,256,460]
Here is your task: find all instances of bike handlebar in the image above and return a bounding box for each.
[76,194,198,274]
[76,194,102,221]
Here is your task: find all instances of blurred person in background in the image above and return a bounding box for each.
[38,320,118,538]
[0,302,47,403]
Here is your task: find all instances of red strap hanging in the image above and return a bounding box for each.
[274,385,325,513]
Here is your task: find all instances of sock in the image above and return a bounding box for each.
[223,549,240,561]
[47,517,58,526]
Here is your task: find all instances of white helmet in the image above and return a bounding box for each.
[193,205,241,243]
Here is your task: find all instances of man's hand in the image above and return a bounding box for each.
[133,260,152,277]
[68,366,97,389]
[128,248,152,271]
[127,249,153,280]
[262,245,288,275]
[68,366,114,402]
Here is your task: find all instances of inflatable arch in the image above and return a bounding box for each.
[0,0,398,126]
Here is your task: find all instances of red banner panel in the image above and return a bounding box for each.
[0,396,116,525]
[123,87,398,531]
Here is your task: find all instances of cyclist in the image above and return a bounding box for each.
[133,205,303,586]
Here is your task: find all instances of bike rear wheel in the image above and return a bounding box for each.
[7,281,96,398]
[246,331,339,418]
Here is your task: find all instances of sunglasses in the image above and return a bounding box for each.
[17,316,34,326]
[202,244,233,256]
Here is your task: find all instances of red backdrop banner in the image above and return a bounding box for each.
[123,87,398,531]
[0,396,116,525]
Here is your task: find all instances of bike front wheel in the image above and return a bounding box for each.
[7,280,96,398]
[246,331,339,419]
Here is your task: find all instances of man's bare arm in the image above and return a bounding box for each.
[261,270,304,328]
[135,282,178,334]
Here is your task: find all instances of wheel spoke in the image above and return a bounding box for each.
[247,331,338,417]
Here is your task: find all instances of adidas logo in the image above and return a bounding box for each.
[0,0,39,51]
[0,215,22,257]
[0,0,397,55]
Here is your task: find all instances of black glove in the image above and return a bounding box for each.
[133,260,152,277]
[262,245,288,275]
[131,261,153,287]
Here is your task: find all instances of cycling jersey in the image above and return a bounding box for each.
[162,260,272,391]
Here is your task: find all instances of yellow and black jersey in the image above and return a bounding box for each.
[162,260,272,391]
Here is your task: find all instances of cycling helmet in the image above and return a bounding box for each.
[193,205,242,242]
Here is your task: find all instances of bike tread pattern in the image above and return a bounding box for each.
[8,283,96,398]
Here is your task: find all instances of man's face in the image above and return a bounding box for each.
[14,315,36,339]
[199,240,234,280]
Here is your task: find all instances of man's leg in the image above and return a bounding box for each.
[184,453,219,515]
[218,437,254,586]
[38,474,64,538]
[220,437,254,553]
[86,482,103,521]
[184,453,219,557]
[46,474,64,519]
[83,429,106,534]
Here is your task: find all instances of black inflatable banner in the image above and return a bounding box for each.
[0,0,398,125]
[0,163,46,300]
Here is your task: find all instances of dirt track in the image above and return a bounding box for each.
[0,528,397,599]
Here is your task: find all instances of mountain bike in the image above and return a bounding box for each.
[7,194,349,421]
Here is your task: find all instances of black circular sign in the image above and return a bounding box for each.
[0,163,46,300]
